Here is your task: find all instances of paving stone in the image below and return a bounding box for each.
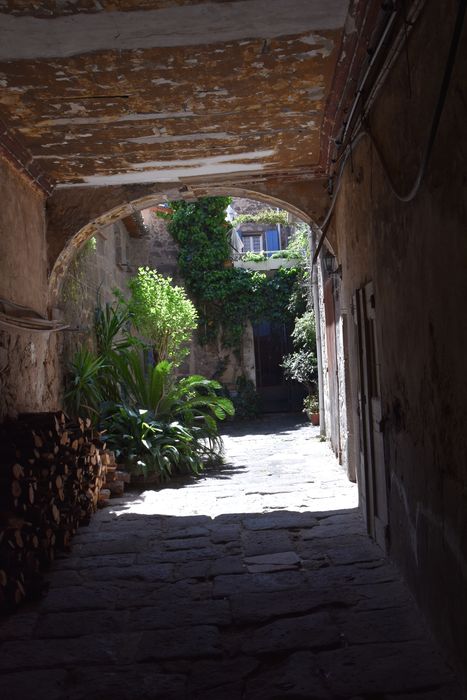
[136,546,221,564]
[385,688,465,700]
[244,651,331,700]
[126,599,231,631]
[210,555,245,576]
[241,529,295,556]
[0,632,142,671]
[189,656,259,691]
[316,641,456,697]
[41,584,119,612]
[163,536,212,551]
[73,536,148,557]
[165,525,210,539]
[137,625,222,660]
[65,666,186,700]
[213,570,304,598]
[244,550,301,573]
[47,569,84,587]
[53,552,137,571]
[229,587,356,624]
[174,559,212,580]
[0,610,39,641]
[334,605,427,645]
[210,524,242,543]
[36,609,130,639]
[242,512,319,531]
[0,669,68,700]
[241,611,340,654]
[114,579,212,608]
[82,563,174,583]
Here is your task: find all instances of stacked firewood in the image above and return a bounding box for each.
[0,412,106,612]
[100,450,130,504]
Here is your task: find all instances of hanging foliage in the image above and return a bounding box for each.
[166,197,306,351]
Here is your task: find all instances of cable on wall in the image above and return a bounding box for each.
[313,0,467,265]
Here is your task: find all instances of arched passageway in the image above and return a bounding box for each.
[0,0,466,692]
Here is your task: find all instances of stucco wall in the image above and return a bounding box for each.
[0,156,61,418]
[331,0,467,677]
[0,155,48,313]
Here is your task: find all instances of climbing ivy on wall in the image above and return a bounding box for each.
[166,197,305,351]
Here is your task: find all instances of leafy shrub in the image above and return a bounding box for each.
[242,252,266,262]
[303,394,319,415]
[281,348,317,393]
[101,405,204,480]
[230,375,260,420]
[64,348,106,419]
[65,294,234,481]
[232,209,289,227]
[282,310,318,398]
[126,267,198,365]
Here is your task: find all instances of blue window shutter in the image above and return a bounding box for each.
[266,228,280,254]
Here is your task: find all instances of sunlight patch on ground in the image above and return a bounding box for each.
[110,427,358,518]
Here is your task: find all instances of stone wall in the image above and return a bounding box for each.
[0,156,61,418]
[330,0,467,677]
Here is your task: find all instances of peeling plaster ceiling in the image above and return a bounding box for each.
[0,0,359,188]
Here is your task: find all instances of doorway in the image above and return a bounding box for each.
[354,282,389,550]
[253,321,304,413]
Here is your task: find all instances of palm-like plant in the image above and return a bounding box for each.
[64,348,106,419]
[65,294,235,480]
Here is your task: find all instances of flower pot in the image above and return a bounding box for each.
[310,412,320,426]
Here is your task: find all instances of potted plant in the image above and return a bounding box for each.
[303,393,319,426]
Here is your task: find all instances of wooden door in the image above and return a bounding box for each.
[324,277,341,460]
[354,282,389,550]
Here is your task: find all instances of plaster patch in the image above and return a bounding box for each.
[126,132,232,145]
[300,33,335,58]
[34,111,196,127]
[56,150,275,186]
[0,0,349,59]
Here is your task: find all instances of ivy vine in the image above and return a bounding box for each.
[166,197,306,353]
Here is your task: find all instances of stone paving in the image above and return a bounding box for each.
[0,414,463,699]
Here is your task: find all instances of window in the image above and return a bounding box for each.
[243,235,263,253]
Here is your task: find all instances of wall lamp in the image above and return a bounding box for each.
[323,252,342,278]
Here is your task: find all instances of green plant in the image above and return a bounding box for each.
[242,252,266,262]
[232,209,289,227]
[165,197,305,354]
[94,298,135,357]
[270,250,299,260]
[303,393,319,415]
[126,266,198,365]
[100,354,234,478]
[101,405,200,480]
[281,348,317,393]
[282,310,318,396]
[291,311,316,350]
[230,375,260,419]
[64,348,106,419]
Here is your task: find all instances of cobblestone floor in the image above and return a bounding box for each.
[0,414,463,699]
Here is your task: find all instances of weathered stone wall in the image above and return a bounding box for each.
[330,0,467,678]
[0,156,61,418]
[57,220,138,374]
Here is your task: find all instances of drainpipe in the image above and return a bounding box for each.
[309,226,326,438]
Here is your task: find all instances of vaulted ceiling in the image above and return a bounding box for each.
[0,0,381,192]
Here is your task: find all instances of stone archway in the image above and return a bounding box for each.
[46,179,329,314]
